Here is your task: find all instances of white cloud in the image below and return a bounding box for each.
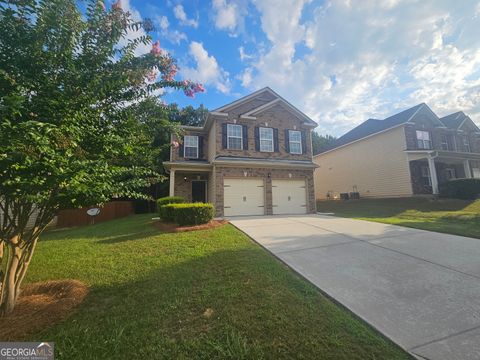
[154,14,187,44]
[212,0,246,34]
[243,0,480,135]
[182,41,231,94]
[239,46,254,61]
[116,0,151,56]
[173,4,198,28]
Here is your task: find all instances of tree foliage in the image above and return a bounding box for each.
[312,132,336,155]
[0,0,203,315]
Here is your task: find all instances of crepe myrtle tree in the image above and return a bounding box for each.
[0,0,204,315]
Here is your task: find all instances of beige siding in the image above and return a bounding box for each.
[314,126,413,199]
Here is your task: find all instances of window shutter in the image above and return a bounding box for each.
[179,138,184,157]
[254,127,260,151]
[242,125,248,150]
[222,123,227,149]
[301,131,307,154]
[198,136,204,158]
[285,129,290,153]
[273,128,279,152]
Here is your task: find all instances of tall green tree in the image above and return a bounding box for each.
[0,0,203,315]
[312,132,337,155]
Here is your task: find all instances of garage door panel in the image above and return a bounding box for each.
[224,178,265,216]
[272,179,307,215]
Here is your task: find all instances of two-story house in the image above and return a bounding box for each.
[314,103,480,199]
[163,87,318,217]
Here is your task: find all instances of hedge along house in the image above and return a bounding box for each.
[163,87,318,217]
[314,103,480,200]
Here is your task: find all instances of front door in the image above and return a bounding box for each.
[192,180,207,203]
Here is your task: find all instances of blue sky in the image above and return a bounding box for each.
[117,0,480,135]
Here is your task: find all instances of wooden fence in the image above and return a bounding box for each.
[56,201,134,228]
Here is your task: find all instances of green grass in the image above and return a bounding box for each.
[317,197,480,238]
[23,215,409,359]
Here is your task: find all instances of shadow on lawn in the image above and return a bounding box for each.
[42,214,157,243]
[317,198,478,218]
[30,247,409,360]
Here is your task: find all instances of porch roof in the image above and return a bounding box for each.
[163,161,212,172]
[405,150,480,161]
[213,156,318,169]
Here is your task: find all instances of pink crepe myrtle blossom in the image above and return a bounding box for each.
[162,64,177,82]
[171,140,180,149]
[183,81,205,98]
[150,41,161,57]
[146,68,158,82]
[112,0,122,10]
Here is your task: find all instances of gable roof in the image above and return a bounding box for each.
[213,87,318,127]
[440,112,465,129]
[320,103,425,153]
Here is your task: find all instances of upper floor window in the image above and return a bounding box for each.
[227,124,243,150]
[289,130,302,154]
[416,130,432,150]
[463,136,471,153]
[440,135,450,151]
[184,135,198,158]
[259,127,274,152]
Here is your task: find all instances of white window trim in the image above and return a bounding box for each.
[259,127,274,152]
[184,135,198,159]
[227,124,243,150]
[289,130,302,154]
[440,135,449,151]
[416,130,432,150]
[463,136,471,152]
[421,166,432,186]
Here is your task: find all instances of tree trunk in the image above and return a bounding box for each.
[0,239,37,316]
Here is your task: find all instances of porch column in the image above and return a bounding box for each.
[463,160,472,178]
[427,156,439,195]
[169,169,175,196]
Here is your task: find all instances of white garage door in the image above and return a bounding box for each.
[272,179,307,215]
[224,178,265,216]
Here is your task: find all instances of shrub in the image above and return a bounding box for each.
[440,178,480,200]
[157,196,185,218]
[157,196,185,207]
[159,204,177,222]
[171,203,215,226]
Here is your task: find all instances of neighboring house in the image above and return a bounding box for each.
[314,103,480,199]
[163,87,318,217]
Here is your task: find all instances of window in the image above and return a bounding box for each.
[227,124,243,150]
[445,168,456,181]
[463,136,471,152]
[289,130,302,154]
[416,131,432,149]
[183,135,198,158]
[441,135,450,151]
[421,166,432,186]
[473,168,480,178]
[259,127,274,152]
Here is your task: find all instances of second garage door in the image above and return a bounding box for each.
[272,179,307,215]
[224,178,265,216]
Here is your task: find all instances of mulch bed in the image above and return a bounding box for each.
[153,219,228,233]
[0,280,89,341]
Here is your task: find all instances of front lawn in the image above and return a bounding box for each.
[21,215,409,359]
[317,197,480,238]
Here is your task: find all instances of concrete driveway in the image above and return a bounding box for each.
[230,215,480,360]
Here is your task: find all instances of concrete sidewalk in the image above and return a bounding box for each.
[230,215,480,360]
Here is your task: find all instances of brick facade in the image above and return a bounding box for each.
[215,103,312,161]
[214,167,315,217]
